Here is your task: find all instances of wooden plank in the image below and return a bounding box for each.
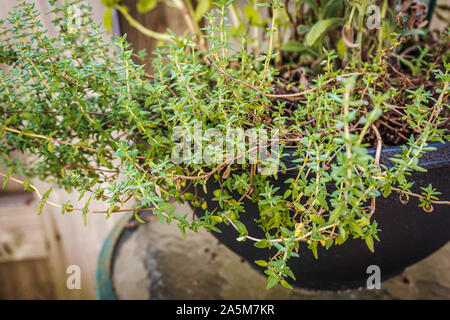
[0,191,34,207]
[0,259,56,299]
[0,0,121,299]
[33,180,127,299]
[0,199,48,264]
[118,0,187,73]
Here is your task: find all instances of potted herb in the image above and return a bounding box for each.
[0,0,449,291]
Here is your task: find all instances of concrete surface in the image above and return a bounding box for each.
[112,203,450,300]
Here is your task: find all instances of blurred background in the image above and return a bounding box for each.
[0,0,449,300]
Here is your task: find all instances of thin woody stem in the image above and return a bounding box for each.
[206,57,364,100]
[114,5,173,42]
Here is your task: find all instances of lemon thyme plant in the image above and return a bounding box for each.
[0,0,449,289]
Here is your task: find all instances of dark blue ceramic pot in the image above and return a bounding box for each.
[195,142,450,290]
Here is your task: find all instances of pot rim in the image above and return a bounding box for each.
[279,140,450,175]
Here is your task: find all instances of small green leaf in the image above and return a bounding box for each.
[83,211,87,227]
[194,0,210,23]
[337,37,346,58]
[281,41,317,56]
[254,239,269,248]
[244,6,261,26]
[284,267,296,281]
[2,175,9,189]
[317,196,329,211]
[255,260,268,267]
[401,28,426,37]
[280,280,293,289]
[306,18,342,46]
[365,235,375,253]
[300,0,318,13]
[325,238,333,250]
[339,225,346,239]
[266,275,279,289]
[281,41,306,52]
[297,25,310,34]
[134,211,146,223]
[23,180,34,192]
[103,7,113,31]
[107,205,120,219]
[211,216,223,223]
[234,220,248,235]
[38,187,52,215]
[349,221,364,237]
[184,192,195,200]
[310,213,325,225]
[308,242,318,259]
[137,0,158,13]
[323,0,344,18]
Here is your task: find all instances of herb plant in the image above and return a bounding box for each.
[0,0,449,289]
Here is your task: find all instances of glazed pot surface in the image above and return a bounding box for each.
[195,142,450,290]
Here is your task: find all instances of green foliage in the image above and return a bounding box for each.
[0,0,449,290]
[305,18,342,46]
[137,0,159,13]
[194,0,212,23]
